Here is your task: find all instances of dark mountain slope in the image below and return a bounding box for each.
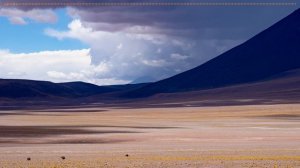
[124,8,300,97]
[0,79,117,99]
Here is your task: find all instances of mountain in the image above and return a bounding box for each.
[108,83,151,91]
[124,8,300,97]
[0,79,117,99]
[130,76,157,84]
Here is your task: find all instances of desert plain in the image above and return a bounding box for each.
[0,103,300,167]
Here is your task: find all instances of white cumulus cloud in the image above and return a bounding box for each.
[0,49,129,85]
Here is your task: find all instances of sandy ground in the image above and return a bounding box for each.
[0,104,300,167]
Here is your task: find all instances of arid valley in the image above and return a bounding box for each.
[1,103,300,167]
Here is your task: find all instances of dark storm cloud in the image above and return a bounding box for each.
[1,0,298,39]
[69,0,298,39]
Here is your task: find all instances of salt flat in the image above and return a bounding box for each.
[0,104,300,167]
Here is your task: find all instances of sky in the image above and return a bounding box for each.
[0,0,299,85]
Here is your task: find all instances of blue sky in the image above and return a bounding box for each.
[0,9,87,53]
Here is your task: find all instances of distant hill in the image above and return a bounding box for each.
[130,76,157,84]
[0,79,117,99]
[124,8,300,97]
[107,83,150,91]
